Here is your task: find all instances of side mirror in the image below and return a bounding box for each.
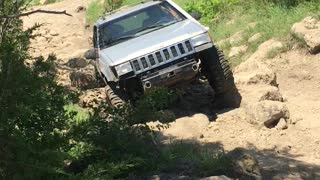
[190,11,201,21]
[84,49,98,60]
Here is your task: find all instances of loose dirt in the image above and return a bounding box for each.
[23,1,320,179]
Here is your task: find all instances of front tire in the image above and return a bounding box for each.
[201,46,241,108]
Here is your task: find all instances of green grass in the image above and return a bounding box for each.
[86,0,105,24]
[65,104,90,125]
[28,0,61,6]
[209,1,320,66]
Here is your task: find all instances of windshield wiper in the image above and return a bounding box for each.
[107,35,136,45]
[135,21,177,35]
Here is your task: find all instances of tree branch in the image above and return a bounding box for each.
[0,9,72,19]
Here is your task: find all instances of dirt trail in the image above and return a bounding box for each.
[23,0,92,61]
[24,1,320,179]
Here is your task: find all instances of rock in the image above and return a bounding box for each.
[226,19,235,26]
[40,0,49,5]
[235,66,278,86]
[248,22,257,29]
[273,173,304,180]
[216,39,229,47]
[79,88,107,108]
[85,23,91,29]
[229,31,244,45]
[75,6,86,13]
[248,33,262,43]
[162,114,210,140]
[276,118,288,130]
[259,86,284,102]
[50,31,59,36]
[200,176,232,180]
[235,39,282,86]
[228,45,248,57]
[65,58,88,69]
[70,64,97,90]
[147,175,232,180]
[84,49,97,60]
[227,148,262,179]
[291,16,320,54]
[247,101,290,128]
[289,117,303,125]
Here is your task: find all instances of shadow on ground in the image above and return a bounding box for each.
[149,133,320,180]
[169,82,235,121]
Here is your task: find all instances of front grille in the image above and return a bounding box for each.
[131,40,194,73]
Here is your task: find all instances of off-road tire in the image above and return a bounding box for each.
[105,83,126,108]
[201,46,241,108]
[94,62,126,108]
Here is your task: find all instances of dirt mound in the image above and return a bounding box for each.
[23,0,92,61]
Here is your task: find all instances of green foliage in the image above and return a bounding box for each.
[0,1,75,178]
[185,0,239,25]
[104,0,124,12]
[86,0,105,24]
[26,0,60,6]
[185,0,320,66]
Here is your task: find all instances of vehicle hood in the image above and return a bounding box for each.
[99,20,207,66]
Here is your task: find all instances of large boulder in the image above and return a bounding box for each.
[70,64,97,90]
[247,100,290,128]
[229,31,244,45]
[229,45,248,58]
[239,85,284,109]
[291,16,320,54]
[235,39,282,86]
[258,86,284,102]
[65,58,88,69]
[248,33,262,43]
[161,114,210,140]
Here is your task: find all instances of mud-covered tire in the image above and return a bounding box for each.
[105,83,126,108]
[201,46,241,108]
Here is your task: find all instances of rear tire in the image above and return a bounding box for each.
[201,46,241,108]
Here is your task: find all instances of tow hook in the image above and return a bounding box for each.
[168,71,175,78]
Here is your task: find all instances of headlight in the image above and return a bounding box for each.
[115,62,133,76]
[190,33,212,47]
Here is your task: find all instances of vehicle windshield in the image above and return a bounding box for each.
[98,2,186,49]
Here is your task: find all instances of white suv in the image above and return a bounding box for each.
[86,0,240,108]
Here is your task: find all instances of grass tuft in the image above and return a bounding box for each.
[86,0,105,24]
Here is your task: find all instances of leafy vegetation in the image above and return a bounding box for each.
[27,0,61,6]
[186,0,320,65]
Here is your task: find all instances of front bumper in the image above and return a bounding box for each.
[140,58,200,90]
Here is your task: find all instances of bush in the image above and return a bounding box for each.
[185,0,240,25]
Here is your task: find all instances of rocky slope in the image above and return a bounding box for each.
[23,1,320,178]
